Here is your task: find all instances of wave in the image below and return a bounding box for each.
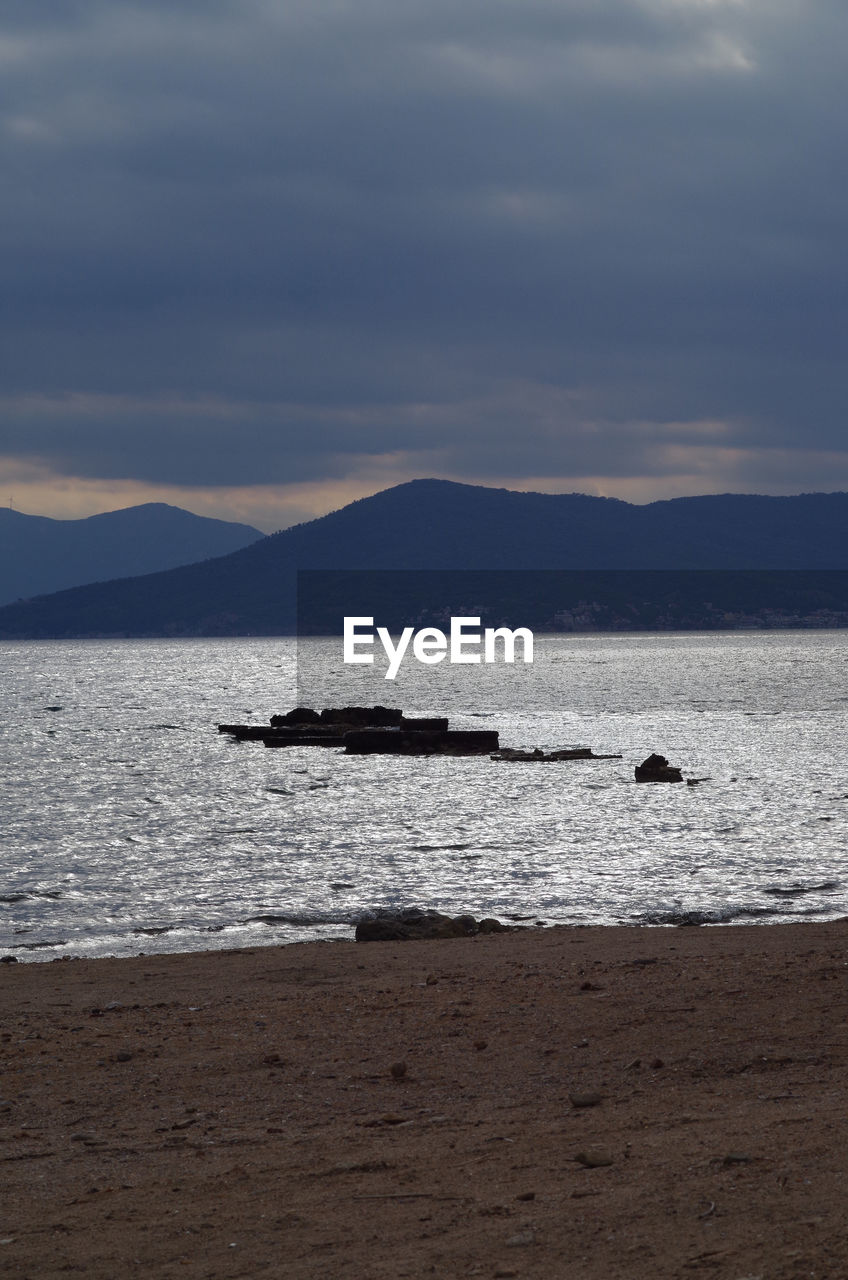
[0,888,63,904]
[409,842,473,852]
[762,880,839,898]
[9,938,68,950]
[244,911,354,927]
[638,904,812,926]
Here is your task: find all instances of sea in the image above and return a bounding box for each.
[2,631,847,961]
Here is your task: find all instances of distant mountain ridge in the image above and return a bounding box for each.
[0,503,264,607]
[3,480,848,637]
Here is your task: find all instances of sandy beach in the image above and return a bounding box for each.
[3,920,848,1278]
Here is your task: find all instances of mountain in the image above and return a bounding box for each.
[3,480,848,637]
[0,503,263,607]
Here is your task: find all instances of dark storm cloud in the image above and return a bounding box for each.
[1,0,847,489]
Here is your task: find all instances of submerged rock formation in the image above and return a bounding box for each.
[493,747,623,762]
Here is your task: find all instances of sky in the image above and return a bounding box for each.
[1,0,847,533]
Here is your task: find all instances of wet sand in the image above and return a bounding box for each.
[3,920,848,1278]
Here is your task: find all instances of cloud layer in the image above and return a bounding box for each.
[2,0,847,524]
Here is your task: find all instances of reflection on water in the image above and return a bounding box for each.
[1,631,847,960]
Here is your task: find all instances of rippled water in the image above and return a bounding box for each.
[2,632,847,960]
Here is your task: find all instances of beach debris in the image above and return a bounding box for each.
[635,753,683,783]
[569,1091,603,1108]
[355,908,508,943]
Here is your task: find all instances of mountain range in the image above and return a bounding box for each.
[0,503,263,607]
[3,480,848,637]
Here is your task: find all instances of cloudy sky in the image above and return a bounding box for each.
[1,0,846,531]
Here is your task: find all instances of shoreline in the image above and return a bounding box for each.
[3,919,848,1277]
[6,909,848,966]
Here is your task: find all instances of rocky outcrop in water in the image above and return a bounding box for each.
[319,706,403,727]
[635,753,683,783]
[493,747,623,762]
[270,707,322,726]
[219,706,623,763]
[344,728,499,756]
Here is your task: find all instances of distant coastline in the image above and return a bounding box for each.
[5,482,848,638]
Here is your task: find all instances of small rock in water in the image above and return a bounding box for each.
[635,753,683,783]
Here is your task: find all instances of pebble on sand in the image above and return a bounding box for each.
[569,1091,603,1108]
[575,1149,614,1168]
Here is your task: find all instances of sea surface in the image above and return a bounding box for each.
[2,632,847,961]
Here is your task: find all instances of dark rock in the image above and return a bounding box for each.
[494,747,622,762]
[575,1148,614,1168]
[569,1090,603,1108]
[355,908,500,942]
[400,716,450,731]
[320,705,403,726]
[0,955,18,964]
[635,753,683,783]
[478,917,509,933]
[270,707,322,726]
[262,732,348,748]
[345,729,498,755]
